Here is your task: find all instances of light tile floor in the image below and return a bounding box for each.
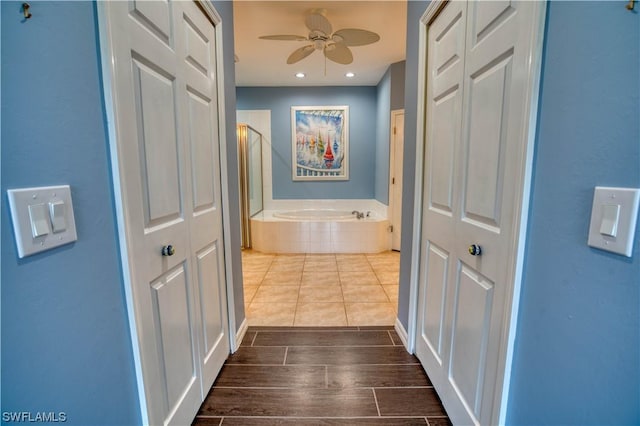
[242,250,400,326]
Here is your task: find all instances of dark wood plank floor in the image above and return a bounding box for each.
[193,326,451,425]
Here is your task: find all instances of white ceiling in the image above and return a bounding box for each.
[233,1,408,87]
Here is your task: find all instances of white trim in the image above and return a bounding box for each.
[200,0,240,358]
[496,4,548,424]
[408,1,547,424]
[406,2,435,355]
[233,318,249,353]
[394,318,410,353]
[96,3,149,423]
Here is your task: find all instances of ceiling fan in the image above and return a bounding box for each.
[258,9,380,65]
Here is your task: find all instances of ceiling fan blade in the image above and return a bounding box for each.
[305,10,332,35]
[324,43,353,65]
[332,29,380,46]
[287,45,315,64]
[259,35,308,41]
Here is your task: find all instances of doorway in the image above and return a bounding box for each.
[408,1,546,424]
[389,109,405,251]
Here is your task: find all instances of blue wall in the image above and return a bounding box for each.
[237,86,377,199]
[1,2,139,424]
[398,0,430,330]
[1,1,244,423]
[212,0,245,334]
[390,61,406,111]
[398,1,639,424]
[507,2,639,424]
[375,69,392,204]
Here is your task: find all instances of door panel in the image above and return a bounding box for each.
[430,92,458,214]
[132,59,182,225]
[151,265,197,416]
[421,242,449,361]
[463,53,512,229]
[415,1,544,424]
[129,0,172,46]
[449,264,494,416]
[179,0,229,397]
[187,90,216,211]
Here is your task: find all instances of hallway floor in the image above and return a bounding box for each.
[193,326,451,425]
[242,250,400,326]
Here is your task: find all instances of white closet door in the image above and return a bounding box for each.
[415,1,545,424]
[99,1,229,424]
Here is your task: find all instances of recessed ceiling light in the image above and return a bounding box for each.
[345,72,355,78]
[295,72,305,78]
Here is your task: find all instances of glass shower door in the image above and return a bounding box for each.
[238,124,263,248]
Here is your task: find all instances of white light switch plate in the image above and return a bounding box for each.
[587,186,640,257]
[7,185,78,258]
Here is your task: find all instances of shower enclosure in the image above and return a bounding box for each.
[237,124,263,248]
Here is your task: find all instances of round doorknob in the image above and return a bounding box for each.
[468,244,482,256]
[162,245,175,256]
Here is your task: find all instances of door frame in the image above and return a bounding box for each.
[388,109,405,251]
[406,1,547,424]
[96,1,237,422]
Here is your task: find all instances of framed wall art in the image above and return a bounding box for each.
[291,106,349,181]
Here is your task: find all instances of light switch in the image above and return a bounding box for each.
[28,203,50,237]
[588,187,640,257]
[7,185,78,258]
[599,204,620,237]
[49,201,67,233]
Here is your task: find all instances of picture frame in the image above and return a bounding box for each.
[291,106,349,181]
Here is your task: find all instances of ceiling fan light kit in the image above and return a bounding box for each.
[259,9,381,66]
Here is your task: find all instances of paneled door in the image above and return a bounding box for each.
[414,1,545,424]
[98,1,229,424]
[390,109,405,251]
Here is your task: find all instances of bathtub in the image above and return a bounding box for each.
[250,206,390,253]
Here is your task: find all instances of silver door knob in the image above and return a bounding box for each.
[468,244,482,256]
[162,245,175,256]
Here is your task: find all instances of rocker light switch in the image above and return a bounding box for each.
[28,203,50,237]
[599,204,620,237]
[7,185,78,258]
[588,187,640,257]
[49,201,67,233]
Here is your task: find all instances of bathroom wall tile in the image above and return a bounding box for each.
[301,271,340,286]
[262,271,302,286]
[339,271,380,286]
[294,303,348,326]
[298,286,344,303]
[253,286,300,303]
[342,285,389,303]
[345,303,396,326]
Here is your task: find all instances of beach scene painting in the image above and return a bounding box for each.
[291,106,349,181]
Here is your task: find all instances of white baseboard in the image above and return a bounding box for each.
[233,318,249,353]
[394,318,411,353]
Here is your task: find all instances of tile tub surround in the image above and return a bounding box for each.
[242,251,399,327]
[192,327,451,425]
[251,210,391,254]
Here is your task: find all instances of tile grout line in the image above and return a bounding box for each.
[282,346,289,365]
[371,387,382,417]
[324,365,329,389]
[250,331,258,347]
